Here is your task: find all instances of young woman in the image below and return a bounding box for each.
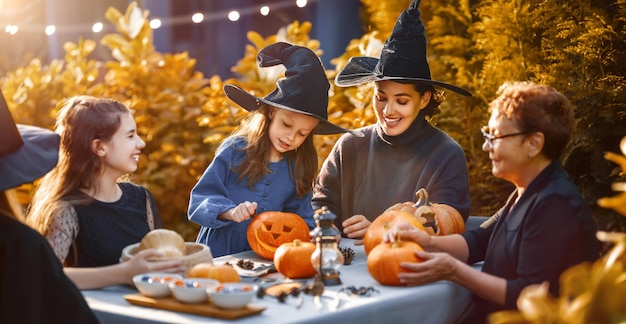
[312,0,471,244]
[387,81,600,322]
[27,96,184,289]
[188,42,362,257]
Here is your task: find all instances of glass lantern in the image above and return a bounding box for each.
[310,206,344,286]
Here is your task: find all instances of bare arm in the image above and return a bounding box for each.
[64,249,184,290]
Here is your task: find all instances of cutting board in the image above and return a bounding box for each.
[124,294,265,320]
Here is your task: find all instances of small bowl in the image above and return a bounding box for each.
[133,272,183,298]
[207,283,257,309]
[168,278,220,304]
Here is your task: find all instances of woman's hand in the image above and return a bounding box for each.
[122,249,185,285]
[384,221,432,249]
[397,250,458,286]
[342,215,371,245]
[226,201,258,222]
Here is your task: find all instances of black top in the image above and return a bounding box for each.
[462,161,600,321]
[70,182,162,267]
[0,214,99,323]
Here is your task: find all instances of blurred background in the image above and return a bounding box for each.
[1,0,625,244]
[0,0,363,78]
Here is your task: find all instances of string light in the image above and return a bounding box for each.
[260,6,270,16]
[1,0,315,36]
[227,10,240,22]
[149,19,162,30]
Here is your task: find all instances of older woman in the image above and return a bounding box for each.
[388,81,600,322]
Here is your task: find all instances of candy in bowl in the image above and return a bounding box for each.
[207,283,257,309]
[168,278,219,304]
[133,272,183,298]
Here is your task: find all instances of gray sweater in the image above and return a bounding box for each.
[312,115,470,233]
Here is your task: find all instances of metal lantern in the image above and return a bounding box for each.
[310,206,344,286]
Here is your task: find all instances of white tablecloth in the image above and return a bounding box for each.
[83,239,478,323]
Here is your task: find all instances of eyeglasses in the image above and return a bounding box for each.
[481,126,530,147]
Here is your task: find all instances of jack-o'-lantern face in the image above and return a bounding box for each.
[246,211,310,260]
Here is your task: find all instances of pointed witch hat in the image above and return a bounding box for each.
[224,42,363,136]
[0,89,60,190]
[335,0,471,96]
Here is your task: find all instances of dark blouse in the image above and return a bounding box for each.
[70,182,162,267]
[462,161,600,320]
[0,215,98,323]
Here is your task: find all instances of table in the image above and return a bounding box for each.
[83,239,479,323]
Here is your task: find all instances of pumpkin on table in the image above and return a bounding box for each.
[246,211,311,260]
[367,234,425,286]
[188,262,241,282]
[273,239,317,279]
[363,209,426,255]
[385,188,465,236]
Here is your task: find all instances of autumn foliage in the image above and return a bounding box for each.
[1,0,625,241]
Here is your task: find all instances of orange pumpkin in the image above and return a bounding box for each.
[188,263,241,282]
[246,211,311,260]
[363,209,426,255]
[389,203,465,236]
[367,238,424,286]
[386,189,465,236]
[273,239,317,279]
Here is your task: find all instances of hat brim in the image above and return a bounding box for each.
[0,124,60,191]
[224,84,363,137]
[335,57,472,97]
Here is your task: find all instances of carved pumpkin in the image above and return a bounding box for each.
[273,239,317,279]
[246,211,311,260]
[188,263,241,282]
[363,209,426,255]
[367,236,424,286]
[386,189,465,236]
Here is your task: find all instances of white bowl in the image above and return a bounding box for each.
[168,278,220,304]
[207,283,257,309]
[133,272,183,298]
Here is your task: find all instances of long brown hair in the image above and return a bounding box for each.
[26,96,130,237]
[231,105,318,198]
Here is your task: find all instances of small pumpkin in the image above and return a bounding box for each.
[386,188,465,236]
[367,236,424,286]
[273,239,317,279]
[188,263,241,282]
[363,209,426,255]
[246,211,311,260]
[138,228,186,259]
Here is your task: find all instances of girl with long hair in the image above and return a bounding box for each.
[27,95,183,289]
[188,42,362,257]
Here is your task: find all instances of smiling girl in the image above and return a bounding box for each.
[188,42,361,257]
[27,96,183,289]
[313,0,472,244]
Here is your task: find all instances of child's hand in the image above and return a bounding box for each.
[228,201,258,222]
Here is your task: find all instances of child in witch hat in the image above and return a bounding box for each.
[188,42,362,257]
[313,0,471,242]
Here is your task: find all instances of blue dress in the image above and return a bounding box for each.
[188,136,315,257]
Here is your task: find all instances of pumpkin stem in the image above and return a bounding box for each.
[293,239,301,246]
[414,188,430,208]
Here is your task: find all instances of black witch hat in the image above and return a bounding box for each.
[335,0,471,96]
[224,42,363,136]
[0,89,60,190]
